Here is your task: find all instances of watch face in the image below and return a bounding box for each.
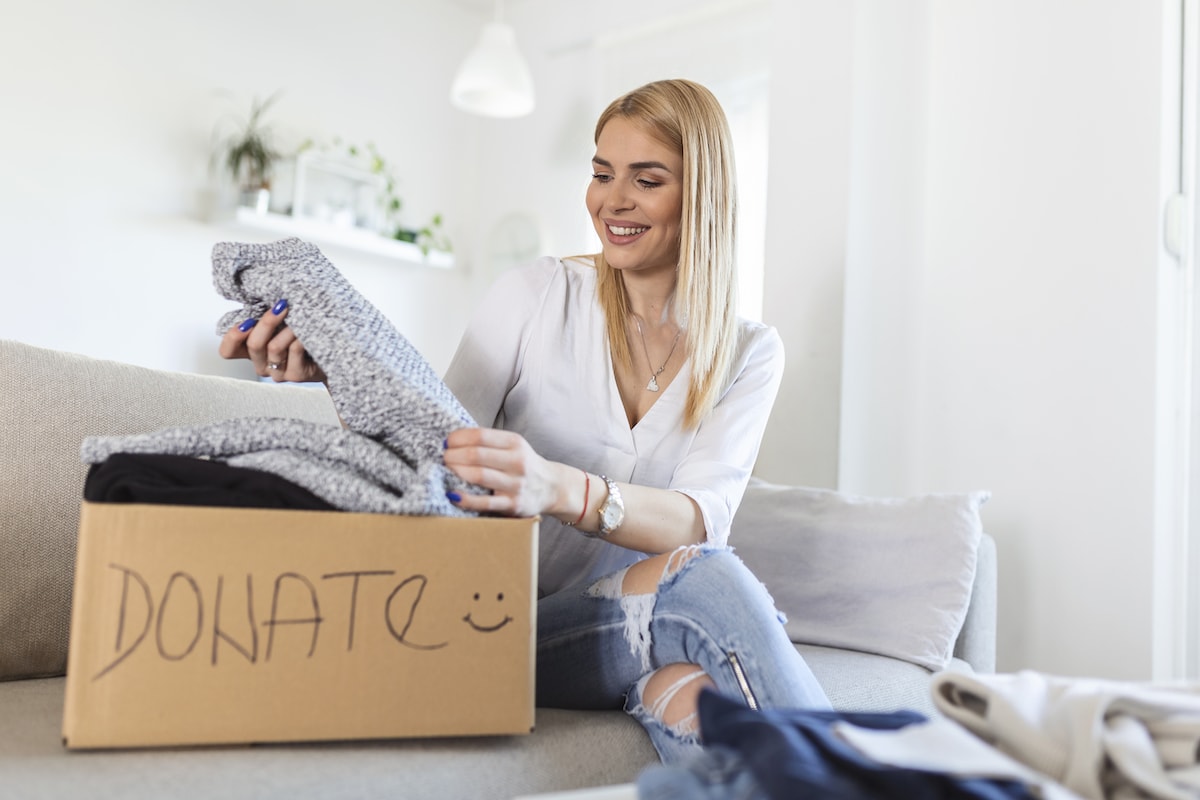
[600,497,624,533]
[602,504,620,528]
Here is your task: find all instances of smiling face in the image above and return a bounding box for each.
[463,590,513,633]
[586,117,685,278]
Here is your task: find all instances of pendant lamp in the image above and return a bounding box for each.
[450,0,535,118]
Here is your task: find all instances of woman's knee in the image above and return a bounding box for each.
[583,547,776,683]
[633,662,714,735]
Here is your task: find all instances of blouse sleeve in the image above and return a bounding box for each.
[669,324,785,547]
[443,257,559,427]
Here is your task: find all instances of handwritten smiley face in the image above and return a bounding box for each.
[463,591,513,633]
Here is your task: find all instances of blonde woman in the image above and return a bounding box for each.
[224,79,829,762]
[441,79,829,762]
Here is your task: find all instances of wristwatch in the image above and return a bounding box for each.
[596,474,625,538]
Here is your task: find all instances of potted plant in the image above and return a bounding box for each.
[214,92,282,213]
[408,213,453,258]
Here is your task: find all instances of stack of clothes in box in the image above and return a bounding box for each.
[81,238,479,516]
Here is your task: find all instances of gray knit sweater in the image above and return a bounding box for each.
[81,238,478,516]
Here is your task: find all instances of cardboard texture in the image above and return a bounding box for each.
[62,502,538,749]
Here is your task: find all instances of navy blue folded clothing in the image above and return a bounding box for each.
[692,691,1038,800]
[84,452,336,511]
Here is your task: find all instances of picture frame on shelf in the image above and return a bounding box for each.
[220,143,454,269]
[292,151,387,233]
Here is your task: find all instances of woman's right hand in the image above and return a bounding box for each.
[218,299,328,384]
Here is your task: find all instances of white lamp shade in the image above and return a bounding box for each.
[450,22,535,119]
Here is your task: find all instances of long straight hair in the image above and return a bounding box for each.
[593,79,738,429]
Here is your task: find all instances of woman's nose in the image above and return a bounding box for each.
[605,182,634,213]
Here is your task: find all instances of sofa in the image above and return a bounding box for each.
[0,338,997,799]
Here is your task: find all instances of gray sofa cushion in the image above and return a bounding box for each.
[732,479,988,672]
[0,340,341,681]
[798,643,971,715]
[0,677,658,800]
[0,646,965,798]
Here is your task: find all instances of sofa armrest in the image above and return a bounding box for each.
[952,532,997,673]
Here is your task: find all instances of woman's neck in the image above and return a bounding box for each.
[624,270,678,328]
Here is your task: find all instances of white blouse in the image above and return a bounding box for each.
[443,257,784,595]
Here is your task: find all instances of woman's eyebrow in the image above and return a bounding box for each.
[591,156,673,172]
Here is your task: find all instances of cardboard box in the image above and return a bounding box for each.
[62,502,538,749]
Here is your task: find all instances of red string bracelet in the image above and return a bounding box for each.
[572,470,590,526]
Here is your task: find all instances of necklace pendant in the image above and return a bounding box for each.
[646,376,660,392]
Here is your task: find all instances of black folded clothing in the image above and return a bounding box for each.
[84,452,336,512]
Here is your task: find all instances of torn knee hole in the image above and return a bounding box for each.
[621,544,709,596]
[641,665,713,735]
[664,545,704,577]
[584,566,657,673]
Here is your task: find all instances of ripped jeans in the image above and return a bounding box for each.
[535,546,831,763]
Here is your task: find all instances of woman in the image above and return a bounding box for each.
[222,79,829,762]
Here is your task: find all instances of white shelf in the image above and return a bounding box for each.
[231,207,454,269]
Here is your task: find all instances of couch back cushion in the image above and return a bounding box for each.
[731,479,988,672]
[0,340,341,681]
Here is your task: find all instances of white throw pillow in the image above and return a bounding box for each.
[731,479,988,672]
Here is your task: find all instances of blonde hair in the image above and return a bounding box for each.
[593,79,738,429]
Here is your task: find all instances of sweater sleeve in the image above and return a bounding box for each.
[669,324,785,546]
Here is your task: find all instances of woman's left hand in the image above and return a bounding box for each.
[442,427,569,518]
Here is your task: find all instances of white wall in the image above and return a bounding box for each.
[756,0,856,488]
[0,0,484,378]
[925,2,1163,680]
[822,0,1169,679]
[838,2,929,495]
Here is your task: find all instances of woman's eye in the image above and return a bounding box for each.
[637,179,661,189]
[591,173,612,183]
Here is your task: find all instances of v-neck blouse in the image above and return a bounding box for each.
[443,257,784,595]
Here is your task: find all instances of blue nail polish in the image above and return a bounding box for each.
[271,298,288,315]
[238,318,257,332]
[446,492,462,503]
[442,438,449,450]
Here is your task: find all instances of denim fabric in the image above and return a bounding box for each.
[637,746,768,800]
[638,690,1041,800]
[535,547,831,762]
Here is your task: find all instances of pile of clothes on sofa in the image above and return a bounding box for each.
[639,670,1200,800]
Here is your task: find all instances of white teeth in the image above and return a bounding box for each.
[609,225,647,236]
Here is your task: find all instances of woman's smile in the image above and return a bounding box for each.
[604,221,651,241]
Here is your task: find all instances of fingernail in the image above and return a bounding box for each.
[271,298,288,315]
[446,492,462,503]
[442,438,449,450]
[238,318,257,332]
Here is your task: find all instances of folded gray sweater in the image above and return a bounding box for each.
[81,238,477,516]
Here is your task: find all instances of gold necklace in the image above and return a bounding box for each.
[634,318,682,392]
